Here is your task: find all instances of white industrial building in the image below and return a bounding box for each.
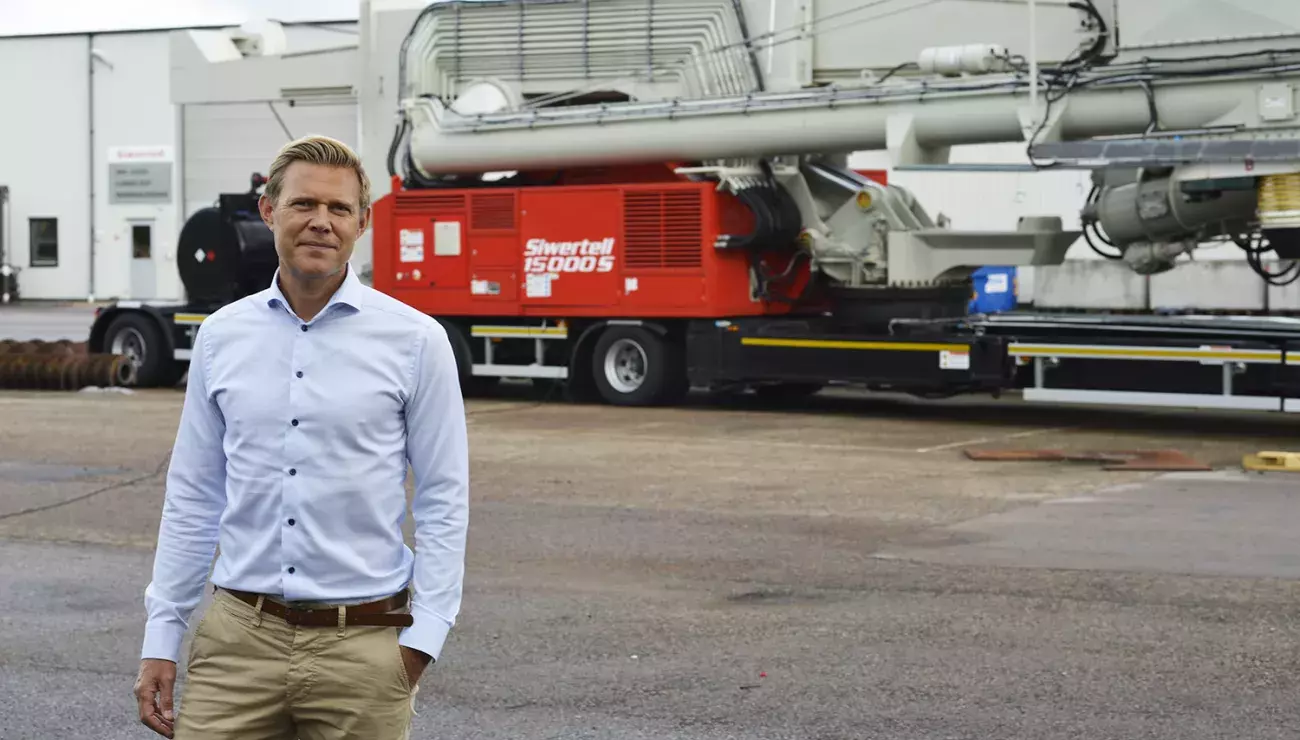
[0,0,363,302]
[0,0,1294,311]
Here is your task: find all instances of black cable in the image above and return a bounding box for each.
[1140,79,1159,134]
[1065,1,1110,66]
[876,61,918,84]
[388,2,450,182]
[729,0,765,92]
[386,117,408,180]
[1234,231,1300,286]
[1083,222,1122,260]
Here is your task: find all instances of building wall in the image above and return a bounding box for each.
[0,22,360,302]
[181,101,360,221]
[0,35,92,301]
[91,31,184,303]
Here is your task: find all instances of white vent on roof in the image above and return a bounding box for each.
[231,19,288,57]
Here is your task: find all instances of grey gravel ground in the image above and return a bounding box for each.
[1,383,1298,740]
[0,303,103,341]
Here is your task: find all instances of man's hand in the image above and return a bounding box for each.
[400,646,432,687]
[134,658,177,737]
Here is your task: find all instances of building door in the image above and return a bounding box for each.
[130,222,156,299]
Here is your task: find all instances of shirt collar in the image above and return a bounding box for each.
[266,262,365,319]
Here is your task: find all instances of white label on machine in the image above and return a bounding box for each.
[624,277,639,294]
[471,279,501,296]
[434,221,462,256]
[399,229,425,262]
[525,273,553,298]
[940,349,970,370]
[984,273,1009,294]
[193,248,206,264]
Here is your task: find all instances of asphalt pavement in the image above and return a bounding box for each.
[1,358,1299,738]
[0,303,101,342]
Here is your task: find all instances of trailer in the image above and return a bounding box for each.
[79,0,1300,414]
[88,169,1300,413]
[87,175,276,389]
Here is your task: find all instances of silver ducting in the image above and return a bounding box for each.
[405,75,1253,176]
[401,0,761,103]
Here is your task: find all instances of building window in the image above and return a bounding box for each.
[132,224,152,259]
[29,218,58,267]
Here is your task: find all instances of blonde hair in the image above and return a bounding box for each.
[264,134,372,212]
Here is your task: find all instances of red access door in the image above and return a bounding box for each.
[392,213,468,292]
[518,188,622,308]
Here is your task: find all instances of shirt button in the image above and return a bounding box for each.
[296,371,304,378]
[288,518,296,526]
[289,468,297,476]
[301,325,309,332]
[288,567,295,574]
[291,419,299,427]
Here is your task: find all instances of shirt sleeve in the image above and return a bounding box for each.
[398,321,470,663]
[141,325,229,663]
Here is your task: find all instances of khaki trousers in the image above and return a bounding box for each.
[175,588,417,739]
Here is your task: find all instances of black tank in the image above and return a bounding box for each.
[176,178,279,308]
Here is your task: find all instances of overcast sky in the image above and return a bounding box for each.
[0,0,362,36]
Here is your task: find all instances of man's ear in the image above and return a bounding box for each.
[358,205,372,236]
[258,194,275,228]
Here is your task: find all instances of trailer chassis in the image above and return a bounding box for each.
[88,302,1300,414]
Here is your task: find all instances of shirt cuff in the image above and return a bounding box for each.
[140,620,188,663]
[398,605,453,663]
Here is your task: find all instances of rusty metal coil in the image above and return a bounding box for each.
[0,339,89,357]
[0,352,135,390]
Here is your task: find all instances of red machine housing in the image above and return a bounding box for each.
[370,168,820,319]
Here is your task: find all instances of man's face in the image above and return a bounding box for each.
[259,161,370,281]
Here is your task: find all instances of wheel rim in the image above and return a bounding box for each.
[603,338,647,393]
[110,327,147,369]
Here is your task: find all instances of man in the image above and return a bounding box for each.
[133,134,469,739]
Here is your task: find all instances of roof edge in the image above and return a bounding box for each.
[1,17,359,41]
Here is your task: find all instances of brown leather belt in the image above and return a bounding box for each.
[219,587,414,628]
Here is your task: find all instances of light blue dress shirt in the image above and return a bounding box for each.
[141,264,469,665]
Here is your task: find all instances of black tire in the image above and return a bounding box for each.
[103,312,182,387]
[436,319,499,397]
[590,325,688,406]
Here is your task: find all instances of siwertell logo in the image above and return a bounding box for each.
[523,238,616,274]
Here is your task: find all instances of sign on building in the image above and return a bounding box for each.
[108,146,174,205]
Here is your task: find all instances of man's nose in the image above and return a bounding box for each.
[308,208,333,231]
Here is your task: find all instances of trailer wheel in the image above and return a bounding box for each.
[104,312,181,387]
[591,326,687,406]
[437,319,499,397]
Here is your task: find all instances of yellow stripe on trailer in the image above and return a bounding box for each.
[174,313,209,325]
[740,337,970,352]
[471,325,569,339]
[1009,343,1283,364]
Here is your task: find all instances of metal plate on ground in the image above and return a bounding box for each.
[964,448,1212,471]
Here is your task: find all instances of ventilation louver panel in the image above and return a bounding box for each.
[395,193,467,214]
[623,190,703,269]
[471,193,517,231]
